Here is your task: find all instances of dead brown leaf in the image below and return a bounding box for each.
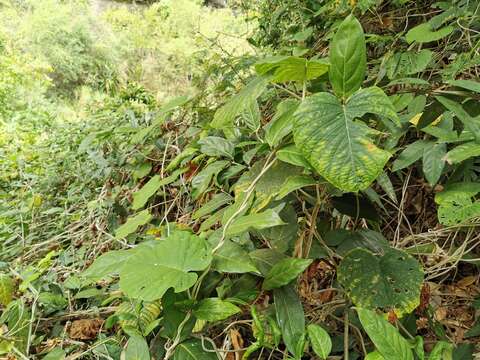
[69,318,104,340]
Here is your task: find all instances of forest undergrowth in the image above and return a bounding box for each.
[0,0,480,359]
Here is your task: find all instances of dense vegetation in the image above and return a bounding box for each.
[0,0,479,359]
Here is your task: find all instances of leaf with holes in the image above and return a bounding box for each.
[119,232,212,301]
[435,183,480,225]
[294,87,398,192]
[338,248,423,315]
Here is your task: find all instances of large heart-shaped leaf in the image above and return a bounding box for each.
[294,87,398,192]
[329,14,366,98]
[357,308,414,360]
[120,232,212,301]
[338,248,423,314]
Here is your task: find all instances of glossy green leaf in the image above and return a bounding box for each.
[173,339,218,360]
[265,99,299,147]
[406,23,454,44]
[422,143,446,185]
[115,210,152,239]
[263,258,312,290]
[194,298,241,321]
[0,273,14,307]
[274,285,306,359]
[392,140,431,172]
[357,308,414,360]
[132,168,186,210]
[307,324,332,360]
[435,183,480,225]
[446,142,480,164]
[226,209,285,236]
[211,76,269,128]
[123,333,150,360]
[82,250,130,283]
[192,193,232,220]
[294,87,398,192]
[212,240,259,274]
[338,248,423,314]
[255,56,329,83]
[198,136,235,159]
[120,232,212,300]
[329,14,366,98]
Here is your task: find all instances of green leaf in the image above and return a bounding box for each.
[132,168,187,210]
[365,352,385,360]
[435,182,480,225]
[447,79,480,93]
[257,205,299,253]
[263,258,312,290]
[428,341,453,360]
[226,209,285,236]
[265,99,299,147]
[386,50,432,79]
[294,87,398,192]
[446,142,480,164]
[274,285,306,359]
[191,160,229,199]
[0,273,14,306]
[276,144,312,169]
[194,298,241,321]
[249,249,288,276]
[377,172,397,203]
[255,56,329,83]
[115,210,152,239]
[198,136,235,159]
[242,99,261,131]
[82,250,131,283]
[173,339,218,360]
[436,96,480,141]
[406,23,454,44]
[357,308,414,360]
[192,193,232,220]
[276,175,317,200]
[211,76,270,129]
[42,347,66,360]
[212,240,259,274]
[119,232,212,300]
[123,333,150,360]
[392,140,431,172]
[338,248,424,314]
[329,14,366,98]
[307,324,332,360]
[422,143,446,185]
